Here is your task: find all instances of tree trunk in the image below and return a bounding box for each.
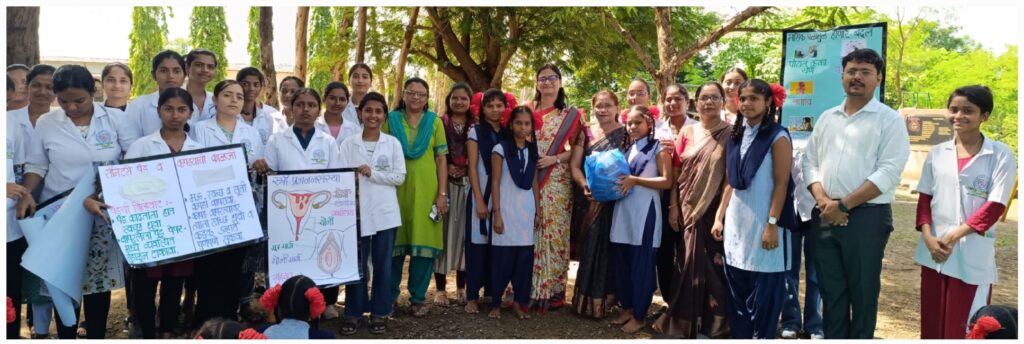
[332,8,355,81]
[258,7,279,108]
[7,7,40,66]
[294,6,309,81]
[393,7,419,103]
[355,7,367,64]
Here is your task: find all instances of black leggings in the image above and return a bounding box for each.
[74,292,112,339]
[130,272,184,338]
[434,271,467,291]
[194,247,245,326]
[6,238,27,339]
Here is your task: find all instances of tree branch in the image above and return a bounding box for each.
[600,8,658,78]
[733,18,827,33]
[425,7,488,87]
[671,6,771,69]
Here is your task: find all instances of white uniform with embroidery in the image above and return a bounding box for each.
[264,127,341,171]
[336,133,406,237]
[7,119,25,241]
[190,117,265,166]
[24,103,130,200]
[124,131,206,159]
[239,103,287,145]
[122,90,216,147]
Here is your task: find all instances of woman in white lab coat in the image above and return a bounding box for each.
[8,64,56,177]
[121,50,187,148]
[189,79,268,327]
[337,92,406,335]
[915,85,1017,339]
[17,65,132,339]
[264,88,341,171]
[184,49,219,125]
[85,87,204,339]
[237,67,286,145]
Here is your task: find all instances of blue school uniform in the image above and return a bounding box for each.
[489,142,536,307]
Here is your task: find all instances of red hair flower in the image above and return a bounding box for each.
[498,92,520,127]
[769,83,787,109]
[967,316,1002,339]
[259,284,283,315]
[7,297,15,324]
[305,287,327,320]
[238,328,268,340]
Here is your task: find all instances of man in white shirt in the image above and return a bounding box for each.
[801,48,910,339]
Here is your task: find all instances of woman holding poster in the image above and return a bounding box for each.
[19,65,131,339]
[383,77,448,318]
[86,87,205,339]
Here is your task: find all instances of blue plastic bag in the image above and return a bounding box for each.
[584,149,631,202]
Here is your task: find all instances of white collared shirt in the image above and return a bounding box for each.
[124,131,206,159]
[264,126,340,171]
[801,98,910,204]
[7,119,25,241]
[337,133,406,237]
[121,89,216,148]
[314,114,362,143]
[342,103,362,130]
[7,106,40,159]
[190,117,265,166]
[914,137,1016,285]
[238,103,287,145]
[24,103,129,200]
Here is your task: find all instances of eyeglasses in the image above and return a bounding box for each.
[844,69,876,77]
[404,90,428,99]
[538,75,560,84]
[697,96,723,103]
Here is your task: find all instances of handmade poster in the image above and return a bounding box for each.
[266,169,360,287]
[98,144,263,267]
[780,23,887,145]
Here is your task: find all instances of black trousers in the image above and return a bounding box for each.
[656,197,679,303]
[130,271,184,338]
[74,292,112,339]
[194,247,246,326]
[6,238,27,339]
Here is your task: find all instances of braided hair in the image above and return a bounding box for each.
[730,78,778,142]
[621,105,656,152]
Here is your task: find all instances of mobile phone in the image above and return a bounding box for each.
[429,204,442,222]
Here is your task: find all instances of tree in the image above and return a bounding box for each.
[355,7,368,64]
[129,7,170,97]
[247,7,261,68]
[602,6,770,100]
[295,6,310,80]
[331,7,356,81]
[189,7,231,90]
[307,7,350,93]
[6,7,40,66]
[393,7,420,102]
[257,7,279,108]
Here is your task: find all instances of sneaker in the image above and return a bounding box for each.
[780,329,799,339]
[810,332,825,340]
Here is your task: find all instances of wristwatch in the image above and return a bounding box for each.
[837,200,850,213]
[767,216,778,225]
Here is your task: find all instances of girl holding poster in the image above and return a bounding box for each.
[190,79,267,327]
[19,65,131,339]
[337,92,406,335]
[86,87,205,339]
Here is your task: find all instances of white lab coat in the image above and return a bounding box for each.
[342,103,362,130]
[239,103,288,145]
[7,106,40,158]
[315,114,362,143]
[24,103,130,200]
[7,119,24,241]
[336,133,406,237]
[914,137,1017,286]
[190,117,265,166]
[264,127,342,171]
[121,90,216,148]
[124,131,206,160]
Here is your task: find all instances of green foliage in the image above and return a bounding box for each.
[307,7,353,94]
[128,7,169,97]
[188,6,231,91]
[247,7,261,69]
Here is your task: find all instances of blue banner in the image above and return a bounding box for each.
[780,23,887,144]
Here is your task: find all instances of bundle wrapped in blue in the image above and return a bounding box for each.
[584,149,631,202]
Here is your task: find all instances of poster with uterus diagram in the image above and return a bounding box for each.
[266,169,360,287]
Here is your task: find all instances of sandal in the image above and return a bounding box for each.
[369,317,387,335]
[339,318,359,336]
[411,303,430,318]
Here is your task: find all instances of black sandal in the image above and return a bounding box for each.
[369,317,387,335]
[339,318,359,336]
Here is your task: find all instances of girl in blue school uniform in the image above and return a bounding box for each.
[488,106,540,320]
[609,105,674,334]
[463,89,509,314]
[714,78,796,339]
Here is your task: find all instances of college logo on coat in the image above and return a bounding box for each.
[373,155,391,172]
[311,149,327,165]
[258,128,270,143]
[967,175,992,199]
[241,139,255,156]
[95,130,115,149]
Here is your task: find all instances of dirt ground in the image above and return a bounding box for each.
[20,195,1018,339]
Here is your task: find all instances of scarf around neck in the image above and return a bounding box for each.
[501,138,537,190]
[388,110,437,160]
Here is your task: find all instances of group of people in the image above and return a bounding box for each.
[4,46,1017,340]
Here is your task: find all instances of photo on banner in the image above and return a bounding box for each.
[780,22,888,146]
[97,144,264,268]
[265,169,361,288]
